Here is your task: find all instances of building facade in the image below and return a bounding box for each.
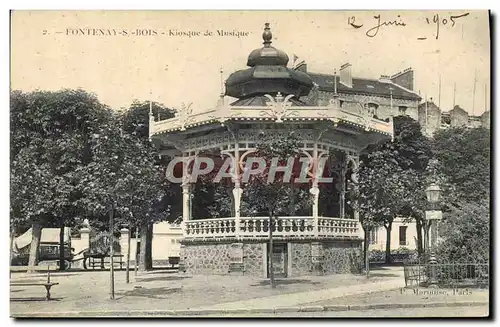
[295,63,421,122]
[368,218,418,252]
[419,101,490,137]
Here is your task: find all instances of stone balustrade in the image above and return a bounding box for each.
[317,217,359,238]
[185,218,236,238]
[184,216,359,240]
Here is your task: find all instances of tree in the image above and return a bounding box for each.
[10,89,109,272]
[351,116,432,263]
[431,127,490,205]
[430,127,490,264]
[436,199,489,263]
[121,100,178,271]
[350,151,411,265]
[242,131,312,288]
[78,108,170,273]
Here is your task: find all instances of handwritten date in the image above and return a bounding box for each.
[348,14,406,38]
[426,13,470,39]
[347,12,470,40]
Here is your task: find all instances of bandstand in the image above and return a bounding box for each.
[149,23,394,277]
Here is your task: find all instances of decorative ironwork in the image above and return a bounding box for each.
[260,92,298,122]
[174,102,195,131]
[403,259,489,288]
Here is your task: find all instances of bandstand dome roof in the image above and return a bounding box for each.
[147,23,395,141]
[225,23,313,100]
[246,23,289,67]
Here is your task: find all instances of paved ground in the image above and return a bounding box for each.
[305,288,490,306]
[10,266,489,318]
[10,267,403,316]
[204,305,490,318]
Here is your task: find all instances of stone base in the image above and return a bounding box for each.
[179,238,363,277]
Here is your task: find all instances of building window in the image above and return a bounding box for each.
[398,106,407,115]
[399,226,408,246]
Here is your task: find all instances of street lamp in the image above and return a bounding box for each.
[425,183,441,208]
[425,181,442,287]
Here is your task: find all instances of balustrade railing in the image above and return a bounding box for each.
[238,216,315,238]
[317,217,359,238]
[184,216,359,240]
[185,218,236,238]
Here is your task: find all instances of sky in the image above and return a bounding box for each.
[10,10,490,115]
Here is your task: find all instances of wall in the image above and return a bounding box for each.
[243,243,264,276]
[368,218,418,251]
[322,241,362,274]
[179,239,363,277]
[418,102,441,136]
[290,242,311,276]
[180,242,233,275]
[480,111,490,128]
[152,222,183,263]
[450,107,470,127]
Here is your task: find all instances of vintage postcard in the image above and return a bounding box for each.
[9,10,490,318]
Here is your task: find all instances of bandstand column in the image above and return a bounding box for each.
[352,154,360,222]
[181,153,192,237]
[348,154,361,239]
[233,142,242,237]
[311,142,320,236]
[182,183,191,221]
[339,154,347,219]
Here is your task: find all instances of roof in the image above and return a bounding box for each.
[308,72,421,101]
[481,110,490,117]
[230,95,308,106]
[418,101,440,111]
[450,105,468,114]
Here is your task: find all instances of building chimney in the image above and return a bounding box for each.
[390,67,414,91]
[339,63,352,88]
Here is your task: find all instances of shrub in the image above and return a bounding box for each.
[436,200,489,263]
[369,248,418,263]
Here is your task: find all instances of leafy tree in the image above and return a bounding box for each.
[430,127,490,264]
[78,108,170,271]
[242,131,312,287]
[350,151,412,265]
[351,116,432,263]
[10,89,109,271]
[436,199,489,263]
[431,127,490,205]
[120,100,178,270]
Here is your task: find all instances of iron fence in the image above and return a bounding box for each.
[403,259,489,288]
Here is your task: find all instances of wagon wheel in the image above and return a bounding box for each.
[56,259,72,270]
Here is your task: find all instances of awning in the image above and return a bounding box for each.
[13,227,71,250]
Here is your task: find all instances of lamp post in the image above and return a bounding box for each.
[425,181,442,287]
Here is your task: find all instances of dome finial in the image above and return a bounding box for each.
[262,22,272,47]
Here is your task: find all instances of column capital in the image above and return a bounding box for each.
[181,182,191,192]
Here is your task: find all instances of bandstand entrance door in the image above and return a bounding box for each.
[269,243,287,278]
